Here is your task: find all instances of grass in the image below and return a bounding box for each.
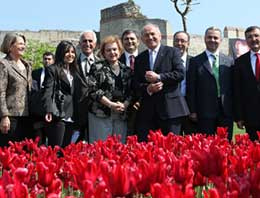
[232,122,246,139]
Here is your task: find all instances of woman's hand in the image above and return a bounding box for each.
[0,116,10,134]
[45,113,52,122]
[110,101,125,113]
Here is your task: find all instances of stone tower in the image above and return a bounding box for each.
[100,0,174,51]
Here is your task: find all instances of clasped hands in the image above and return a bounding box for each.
[110,101,128,113]
[145,71,163,94]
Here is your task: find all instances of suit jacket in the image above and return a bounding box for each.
[233,51,260,126]
[32,67,43,90]
[75,53,100,127]
[133,45,189,120]
[187,51,234,119]
[0,56,32,117]
[119,53,127,65]
[42,64,76,120]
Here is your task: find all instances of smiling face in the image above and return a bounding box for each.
[173,32,189,55]
[9,36,26,58]
[245,28,260,52]
[103,42,120,65]
[122,32,139,54]
[79,32,96,57]
[141,24,161,50]
[63,47,76,64]
[204,29,222,53]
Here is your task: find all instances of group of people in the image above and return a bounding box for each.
[0,24,259,148]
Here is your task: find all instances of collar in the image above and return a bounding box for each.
[205,49,219,58]
[250,50,260,58]
[125,50,138,58]
[148,44,161,54]
[181,52,188,61]
[80,53,95,62]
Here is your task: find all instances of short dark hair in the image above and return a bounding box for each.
[43,51,54,59]
[121,29,139,41]
[173,31,190,42]
[205,26,222,37]
[55,40,77,72]
[245,26,260,37]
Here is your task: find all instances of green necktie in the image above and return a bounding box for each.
[211,54,220,97]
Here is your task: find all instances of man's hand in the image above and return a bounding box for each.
[145,71,160,83]
[147,82,163,94]
[236,120,245,129]
[189,113,198,122]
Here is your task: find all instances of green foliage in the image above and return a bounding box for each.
[23,39,56,70]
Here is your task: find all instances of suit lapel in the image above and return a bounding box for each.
[202,52,214,76]
[244,52,256,81]
[153,45,164,71]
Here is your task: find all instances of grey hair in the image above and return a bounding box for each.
[79,30,97,43]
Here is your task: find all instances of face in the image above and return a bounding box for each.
[173,32,189,55]
[9,36,26,57]
[43,55,54,67]
[245,28,260,52]
[122,32,139,53]
[63,47,76,64]
[204,29,222,53]
[103,42,120,65]
[79,32,96,56]
[141,25,161,50]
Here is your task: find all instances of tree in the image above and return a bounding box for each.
[170,0,199,32]
[23,40,56,70]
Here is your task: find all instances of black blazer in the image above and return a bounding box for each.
[32,68,43,90]
[233,51,260,126]
[133,45,189,120]
[187,51,234,119]
[42,65,76,120]
[119,53,127,65]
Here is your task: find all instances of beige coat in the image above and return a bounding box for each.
[0,56,32,117]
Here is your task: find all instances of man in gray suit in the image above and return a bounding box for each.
[75,30,100,142]
[187,27,234,140]
[173,31,197,135]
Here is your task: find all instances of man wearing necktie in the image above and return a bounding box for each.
[119,29,140,135]
[234,26,260,141]
[74,30,100,142]
[187,27,234,140]
[133,23,189,141]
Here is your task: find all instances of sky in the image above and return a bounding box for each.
[0,0,259,35]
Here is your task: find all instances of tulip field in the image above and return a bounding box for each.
[0,128,259,198]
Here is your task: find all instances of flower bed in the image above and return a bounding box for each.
[0,128,259,198]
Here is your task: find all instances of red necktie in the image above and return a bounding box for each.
[129,55,135,71]
[255,53,260,81]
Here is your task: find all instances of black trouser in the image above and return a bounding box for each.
[135,115,182,142]
[44,120,65,147]
[244,125,260,141]
[198,98,233,141]
[0,116,33,147]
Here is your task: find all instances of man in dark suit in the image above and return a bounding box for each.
[32,52,54,90]
[233,26,260,141]
[173,31,197,135]
[75,30,100,142]
[187,27,234,140]
[133,23,189,141]
[119,29,140,135]
[119,29,139,69]
[32,51,54,145]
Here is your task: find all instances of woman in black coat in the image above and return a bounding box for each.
[42,40,78,147]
